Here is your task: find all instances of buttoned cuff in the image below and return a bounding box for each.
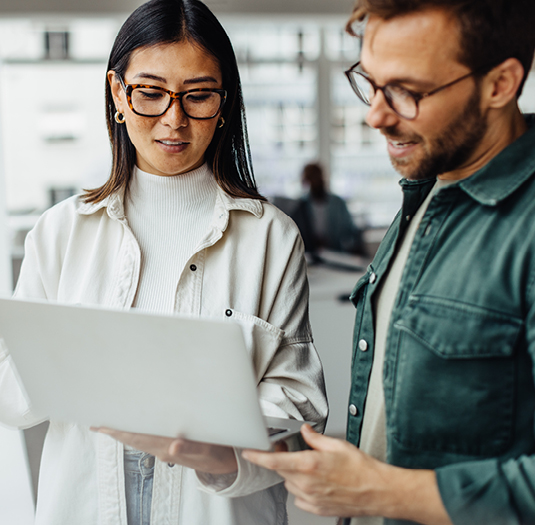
[436,459,517,525]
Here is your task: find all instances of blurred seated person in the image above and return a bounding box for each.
[293,162,366,255]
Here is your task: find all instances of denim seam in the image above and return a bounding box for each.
[408,294,523,323]
[396,324,516,359]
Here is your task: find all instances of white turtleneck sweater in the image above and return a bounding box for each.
[125,163,218,314]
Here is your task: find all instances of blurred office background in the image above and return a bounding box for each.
[1,1,535,523]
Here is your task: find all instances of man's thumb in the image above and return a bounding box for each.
[300,424,337,451]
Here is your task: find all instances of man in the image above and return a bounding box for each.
[243,1,535,524]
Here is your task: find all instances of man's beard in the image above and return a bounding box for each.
[384,86,488,180]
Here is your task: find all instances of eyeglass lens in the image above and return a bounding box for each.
[349,72,418,120]
[131,87,223,118]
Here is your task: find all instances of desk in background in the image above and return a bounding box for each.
[307,252,368,437]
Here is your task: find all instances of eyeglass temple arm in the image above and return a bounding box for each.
[114,72,125,89]
[420,70,478,99]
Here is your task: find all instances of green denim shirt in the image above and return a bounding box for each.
[348,116,535,525]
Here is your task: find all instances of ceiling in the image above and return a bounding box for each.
[0,0,355,15]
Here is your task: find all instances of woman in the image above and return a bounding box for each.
[293,162,366,256]
[0,1,327,524]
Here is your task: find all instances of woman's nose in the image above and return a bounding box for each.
[160,98,188,128]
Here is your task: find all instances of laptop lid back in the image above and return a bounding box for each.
[0,298,272,450]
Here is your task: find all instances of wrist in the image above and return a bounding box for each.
[198,445,238,475]
[382,467,452,525]
[195,446,238,491]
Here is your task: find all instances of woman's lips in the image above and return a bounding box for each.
[156,139,189,153]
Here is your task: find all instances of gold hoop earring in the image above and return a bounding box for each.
[115,111,126,124]
[218,117,225,128]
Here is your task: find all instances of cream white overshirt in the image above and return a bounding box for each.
[0,184,328,525]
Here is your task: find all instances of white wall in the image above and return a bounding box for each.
[0,61,36,525]
[1,61,111,212]
[0,68,11,294]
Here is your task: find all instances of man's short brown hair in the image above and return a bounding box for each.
[347,0,535,96]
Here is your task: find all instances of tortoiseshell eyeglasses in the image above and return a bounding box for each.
[117,74,227,119]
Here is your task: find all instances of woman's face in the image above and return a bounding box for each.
[108,40,223,177]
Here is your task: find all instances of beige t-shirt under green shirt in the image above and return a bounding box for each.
[352,180,453,525]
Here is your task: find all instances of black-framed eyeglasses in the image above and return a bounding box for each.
[344,61,484,120]
[117,74,227,119]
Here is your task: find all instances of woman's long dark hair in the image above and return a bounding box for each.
[84,0,265,203]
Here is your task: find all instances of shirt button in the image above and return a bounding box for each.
[358,339,368,352]
[369,273,377,284]
[190,264,197,271]
[349,404,358,416]
[225,309,233,317]
[406,215,411,221]
[168,463,174,468]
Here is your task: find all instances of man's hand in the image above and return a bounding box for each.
[243,424,452,525]
[91,427,237,475]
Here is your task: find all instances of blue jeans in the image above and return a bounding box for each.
[124,450,155,525]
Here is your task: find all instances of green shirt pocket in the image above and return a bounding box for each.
[391,295,523,458]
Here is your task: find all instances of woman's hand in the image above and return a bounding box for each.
[91,427,238,475]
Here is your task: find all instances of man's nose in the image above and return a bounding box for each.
[365,90,400,130]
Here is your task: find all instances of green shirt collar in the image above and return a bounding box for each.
[459,114,535,206]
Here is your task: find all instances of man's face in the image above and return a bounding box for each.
[360,8,488,180]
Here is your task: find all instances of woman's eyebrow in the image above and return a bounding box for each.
[133,72,167,83]
[183,76,219,84]
[131,73,219,85]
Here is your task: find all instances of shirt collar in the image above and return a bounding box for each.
[76,183,264,222]
[457,114,535,206]
[77,193,125,219]
[218,190,263,217]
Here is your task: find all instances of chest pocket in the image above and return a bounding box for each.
[391,294,523,457]
[224,309,284,382]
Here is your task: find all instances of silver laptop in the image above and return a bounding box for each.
[0,297,308,450]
